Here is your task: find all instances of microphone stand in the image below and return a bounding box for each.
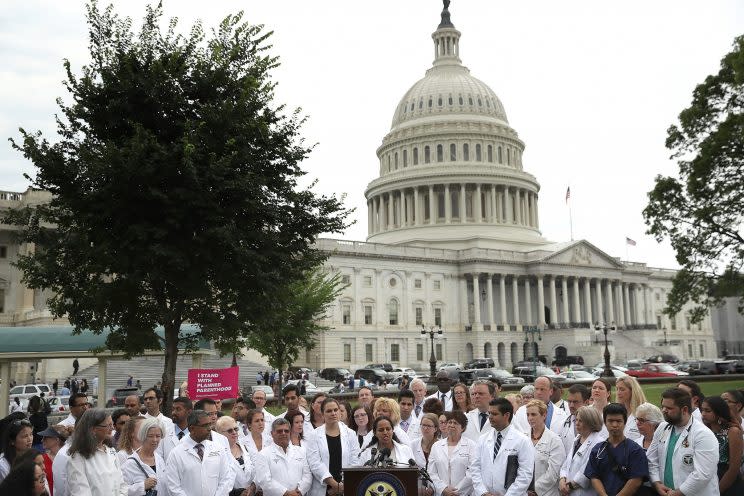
[385,461,434,487]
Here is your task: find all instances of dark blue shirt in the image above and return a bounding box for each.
[584,438,648,496]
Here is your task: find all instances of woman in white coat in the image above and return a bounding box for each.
[525,400,565,496]
[559,406,605,496]
[122,418,165,496]
[67,408,128,496]
[428,410,477,496]
[358,417,414,467]
[307,398,361,496]
[410,413,440,470]
[215,416,255,496]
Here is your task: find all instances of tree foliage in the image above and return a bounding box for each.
[644,35,744,322]
[246,268,345,393]
[6,1,350,413]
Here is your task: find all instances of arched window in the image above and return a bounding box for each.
[477,98,482,107]
[425,146,431,164]
[463,143,470,161]
[507,148,511,166]
[428,98,433,108]
[394,152,399,169]
[450,143,457,161]
[387,155,391,172]
[487,145,493,163]
[403,149,408,167]
[459,95,464,105]
[419,99,423,109]
[437,144,443,162]
[410,102,415,111]
[438,97,443,107]
[468,96,473,105]
[448,95,453,105]
[388,299,399,325]
[498,146,503,164]
[476,144,482,161]
[413,147,419,165]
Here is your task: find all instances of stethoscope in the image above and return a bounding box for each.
[660,419,693,448]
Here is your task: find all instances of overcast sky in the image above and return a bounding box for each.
[1,0,742,268]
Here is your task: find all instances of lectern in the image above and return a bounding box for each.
[343,467,419,496]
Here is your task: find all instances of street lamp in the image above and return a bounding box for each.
[421,324,443,378]
[594,321,616,378]
[524,326,542,377]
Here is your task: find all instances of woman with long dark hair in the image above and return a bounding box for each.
[67,408,127,496]
[701,396,743,496]
[590,378,612,413]
[285,410,306,447]
[0,460,47,496]
[348,406,372,448]
[309,393,327,429]
[0,418,34,482]
[358,416,414,466]
[27,397,48,452]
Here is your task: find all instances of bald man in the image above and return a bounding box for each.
[124,395,142,417]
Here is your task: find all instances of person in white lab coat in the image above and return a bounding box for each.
[66,408,128,496]
[525,400,565,496]
[558,406,605,496]
[471,398,534,496]
[122,418,166,496]
[647,388,719,496]
[614,376,647,440]
[276,384,313,435]
[215,415,255,496]
[676,379,704,422]
[557,384,592,458]
[425,371,454,412]
[254,418,313,496]
[165,409,236,496]
[370,397,412,446]
[464,381,496,442]
[398,390,421,440]
[142,388,175,439]
[410,413,440,469]
[358,416,415,466]
[157,396,192,463]
[428,410,477,496]
[513,377,567,436]
[306,398,361,496]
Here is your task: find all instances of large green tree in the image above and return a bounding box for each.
[6,1,350,413]
[644,35,744,323]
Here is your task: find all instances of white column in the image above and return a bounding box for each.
[98,358,107,405]
[537,275,546,326]
[398,190,404,227]
[515,189,522,225]
[524,277,532,325]
[648,285,656,327]
[459,184,467,222]
[472,274,481,330]
[496,188,503,223]
[475,184,482,223]
[413,188,420,226]
[526,194,533,227]
[623,283,631,326]
[643,285,651,325]
[490,185,497,223]
[512,276,520,328]
[460,276,469,326]
[429,186,436,225]
[595,279,603,323]
[505,186,513,223]
[561,277,569,325]
[534,193,540,229]
[606,280,615,325]
[486,274,495,329]
[635,285,643,325]
[387,193,394,227]
[572,278,581,325]
[617,281,626,328]
[367,200,372,235]
[499,275,508,329]
[444,184,451,224]
[0,361,10,418]
[549,276,557,326]
[584,278,593,325]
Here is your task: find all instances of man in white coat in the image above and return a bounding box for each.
[647,388,719,496]
[410,379,428,420]
[165,409,236,496]
[424,371,454,411]
[255,418,313,496]
[143,388,175,438]
[277,384,313,434]
[398,390,421,440]
[557,384,591,457]
[512,377,567,435]
[157,396,192,462]
[250,389,276,435]
[464,380,496,442]
[472,398,534,496]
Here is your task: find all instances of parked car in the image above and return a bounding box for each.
[319,368,352,382]
[627,363,688,378]
[558,370,597,384]
[464,358,496,369]
[513,366,563,383]
[552,355,585,367]
[471,368,524,385]
[46,395,69,413]
[106,387,141,408]
[288,366,315,377]
[365,363,395,372]
[285,380,320,395]
[8,384,53,401]
[590,363,629,376]
[355,368,392,385]
[646,354,679,364]
[624,360,645,370]
[592,369,628,379]
[511,360,546,374]
[390,367,418,379]
[243,385,275,401]
[438,362,462,371]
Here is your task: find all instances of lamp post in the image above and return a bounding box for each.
[524,325,542,377]
[421,324,443,378]
[594,321,616,378]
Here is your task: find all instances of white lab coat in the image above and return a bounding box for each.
[425,391,454,411]
[254,443,313,496]
[157,429,187,463]
[463,409,493,442]
[410,436,432,469]
[532,428,566,496]
[559,431,604,496]
[121,449,166,496]
[361,425,412,449]
[277,408,313,436]
[67,446,128,496]
[230,442,255,490]
[306,423,361,496]
[358,441,415,467]
[165,436,235,496]
[557,414,577,458]
[144,412,175,438]
[428,436,477,496]
[53,443,71,496]
[624,414,640,440]
[646,418,720,496]
[471,426,534,496]
[242,430,274,454]
[399,414,421,440]
[512,403,568,436]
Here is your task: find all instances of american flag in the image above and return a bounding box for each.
[565,186,570,203]
[626,237,637,246]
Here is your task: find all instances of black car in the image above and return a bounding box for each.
[106,387,141,407]
[471,368,525,385]
[319,368,352,382]
[365,363,394,372]
[355,368,392,385]
[464,358,495,369]
[552,355,584,367]
[513,366,562,383]
[646,354,679,364]
[511,360,546,374]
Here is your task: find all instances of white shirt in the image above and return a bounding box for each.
[121,449,166,496]
[361,425,412,449]
[428,436,478,496]
[165,436,235,496]
[512,402,568,436]
[463,408,493,442]
[358,441,415,467]
[559,431,605,496]
[647,418,720,496]
[157,426,188,463]
[53,443,71,496]
[277,408,313,436]
[306,423,361,496]
[260,409,277,436]
[144,412,175,438]
[426,390,454,411]
[59,413,77,427]
[624,413,640,440]
[532,428,566,496]
[254,443,313,496]
[230,442,255,490]
[0,456,9,482]
[471,426,535,496]
[67,446,128,496]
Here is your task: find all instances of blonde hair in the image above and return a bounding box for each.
[372,397,401,425]
[118,416,145,454]
[616,376,646,415]
[504,393,523,409]
[525,399,547,416]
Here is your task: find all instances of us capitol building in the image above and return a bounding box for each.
[0,3,716,375]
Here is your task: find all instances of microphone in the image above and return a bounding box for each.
[408,459,434,485]
[377,447,391,466]
[363,447,378,467]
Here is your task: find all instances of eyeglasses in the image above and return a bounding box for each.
[354,413,367,418]
[97,423,114,429]
[12,419,33,427]
[223,427,239,434]
[420,423,436,429]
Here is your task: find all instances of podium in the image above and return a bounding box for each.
[343,467,419,496]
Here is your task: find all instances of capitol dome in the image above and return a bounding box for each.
[365,3,549,250]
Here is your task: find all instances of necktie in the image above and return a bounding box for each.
[195,443,204,461]
[177,431,184,440]
[243,424,249,436]
[415,404,421,417]
[479,412,487,429]
[401,420,409,432]
[440,392,446,404]
[493,432,502,460]
[546,402,553,429]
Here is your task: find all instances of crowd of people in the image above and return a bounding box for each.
[0,370,742,496]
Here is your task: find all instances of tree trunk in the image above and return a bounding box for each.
[161,322,180,417]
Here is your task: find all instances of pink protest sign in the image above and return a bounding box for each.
[188,366,239,400]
